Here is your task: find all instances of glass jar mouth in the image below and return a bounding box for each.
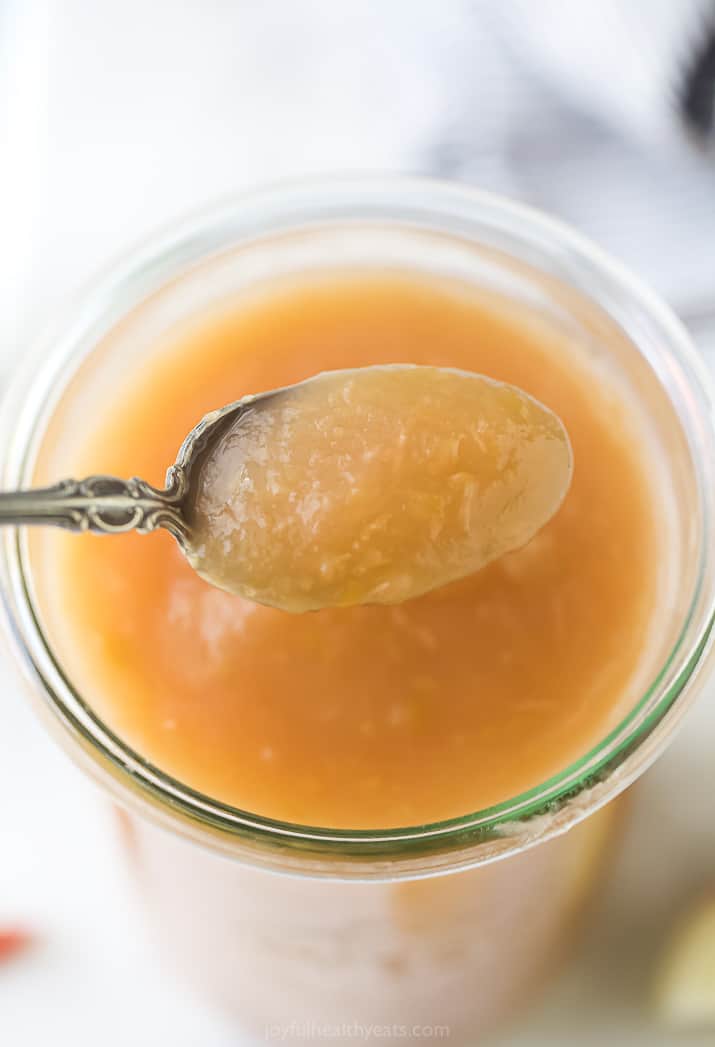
[1,175,714,876]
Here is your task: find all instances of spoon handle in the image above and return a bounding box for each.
[0,468,188,542]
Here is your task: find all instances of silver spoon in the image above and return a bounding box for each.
[0,393,262,545]
[0,367,572,611]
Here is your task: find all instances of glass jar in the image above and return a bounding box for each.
[1,177,714,1043]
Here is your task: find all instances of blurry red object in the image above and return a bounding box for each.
[0,930,30,963]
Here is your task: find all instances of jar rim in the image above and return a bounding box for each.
[2,174,714,878]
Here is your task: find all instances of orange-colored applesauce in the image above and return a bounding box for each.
[43,274,659,829]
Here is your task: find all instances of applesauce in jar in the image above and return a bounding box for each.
[42,272,658,829]
[29,268,665,1043]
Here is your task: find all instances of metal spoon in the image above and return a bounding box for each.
[0,392,263,547]
[0,367,572,610]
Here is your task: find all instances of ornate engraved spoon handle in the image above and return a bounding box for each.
[0,467,189,544]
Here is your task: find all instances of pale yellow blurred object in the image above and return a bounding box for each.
[654,895,715,1028]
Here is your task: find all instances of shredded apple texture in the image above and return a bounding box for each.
[186,365,573,611]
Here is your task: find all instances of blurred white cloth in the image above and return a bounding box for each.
[505,0,713,146]
[2,0,715,369]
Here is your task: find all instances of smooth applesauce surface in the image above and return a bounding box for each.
[41,274,659,828]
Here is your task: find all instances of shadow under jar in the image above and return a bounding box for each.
[1,178,714,1044]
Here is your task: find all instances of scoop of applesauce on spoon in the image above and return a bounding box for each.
[0,365,572,611]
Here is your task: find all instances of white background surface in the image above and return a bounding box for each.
[2,3,715,1044]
